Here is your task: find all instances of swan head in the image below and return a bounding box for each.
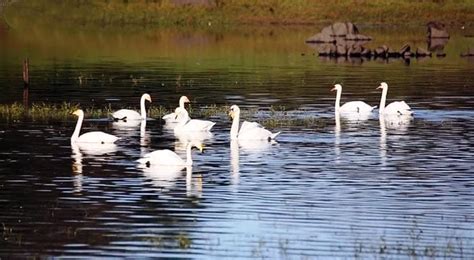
[331,84,342,92]
[377,82,388,90]
[72,109,84,117]
[142,93,152,103]
[229,105,240,119]
[180,96,190,104]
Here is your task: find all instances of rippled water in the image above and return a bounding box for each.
[1,25,474,258]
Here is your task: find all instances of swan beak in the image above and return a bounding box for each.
[72,110,79,116]
[198,144,204,153]
[376,85,383,89]
[330,87,336,91]
[228,111,234,120]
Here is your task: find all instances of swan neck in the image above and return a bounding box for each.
[71,113,83,143]
[335,88,341,112]
[185,143,193,166]
[179,98,185,109]
[140,96,147,119]
[230,112,240,140]
[379,87,388,114]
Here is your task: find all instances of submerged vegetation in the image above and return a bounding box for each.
[5,0,474,28]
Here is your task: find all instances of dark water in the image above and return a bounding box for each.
[1,24,474,258]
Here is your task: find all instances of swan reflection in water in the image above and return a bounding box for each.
[334,113,341,164]
[230,139,276,187]
[140,165,202,197]
[71,142,118,193]
[379,114,413,165]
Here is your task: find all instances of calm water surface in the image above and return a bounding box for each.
[0,24,474,258]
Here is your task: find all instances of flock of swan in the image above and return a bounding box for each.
[71,82,412,169]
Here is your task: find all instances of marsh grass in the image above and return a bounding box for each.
[0,102,326,128]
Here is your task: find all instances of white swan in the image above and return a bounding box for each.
[137,141,203,166]
[174,107,215,132]
[229,105,281,141]
[331,84,375,114]
[71,109,119,144]
[162,96,190,123]
[377,82,413,116]
[112,93,152,121]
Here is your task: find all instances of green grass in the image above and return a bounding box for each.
[0,102,328,128]
[5,0,474,28]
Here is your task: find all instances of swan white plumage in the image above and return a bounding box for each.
[71,109,119,144]
[377,82,413,116]
[331,84,375,114]
[162,96,191,123]
[174,107,215,132]
[229,105,281,141]
[137,141,204,166]
[112,93,152,121]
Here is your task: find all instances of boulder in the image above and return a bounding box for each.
[345,34,372,41]
[427,21,450,38]
[428,38,449,51]
[336,44,347,56]
[306,32,335,43]
[415,47,432,57]
[331,22,359,36]
[317,44,332,56]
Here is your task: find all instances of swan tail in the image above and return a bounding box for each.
[136,157,149,164]
[270,131,281,140]
[207,122,216,131]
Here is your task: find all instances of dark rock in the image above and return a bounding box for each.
[427,21,450,38]
[387,48,400,58]
[399,44,411,55]
[374,46,387,57]
[436,52,447,57]
[361,47,372,57]
[460,48,474,57]
[415,47,432,57]
[348,45,362,57]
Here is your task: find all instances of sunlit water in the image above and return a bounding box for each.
[1,25,474,258]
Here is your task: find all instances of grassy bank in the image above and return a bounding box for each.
[5,0,474,28]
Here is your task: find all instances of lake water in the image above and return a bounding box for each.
[1,23,474,258]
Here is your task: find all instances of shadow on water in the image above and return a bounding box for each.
[0,24,474,258]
